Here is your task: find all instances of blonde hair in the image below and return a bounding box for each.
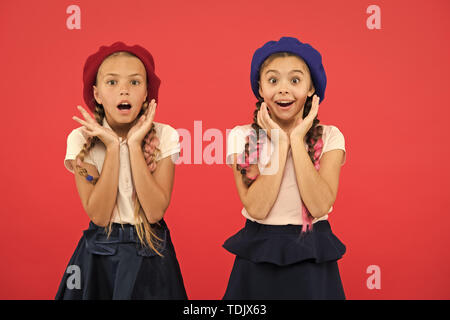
[75,51,164,256]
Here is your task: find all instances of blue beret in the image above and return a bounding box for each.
[250,37,327,104]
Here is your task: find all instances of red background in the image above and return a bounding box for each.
[1,0,449,300]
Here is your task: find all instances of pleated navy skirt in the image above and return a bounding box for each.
[222,219,346,300]
[55,219,187,300]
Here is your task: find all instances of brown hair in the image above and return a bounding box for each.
[75,51,164,256]
[237,52,324,186]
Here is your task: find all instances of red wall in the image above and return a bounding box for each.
[1,0,449,299]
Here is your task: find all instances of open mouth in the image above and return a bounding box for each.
[275,101,295,108]
[117,103,132,110]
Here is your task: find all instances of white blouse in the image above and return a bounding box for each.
[64,117,180,225]
[226,123,346,225]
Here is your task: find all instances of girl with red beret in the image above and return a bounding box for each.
[55,42,187,299]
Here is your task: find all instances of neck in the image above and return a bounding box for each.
[104,115,133,140]
[114,126,131,140]
[272,111,303,136]
[276,118,296,134]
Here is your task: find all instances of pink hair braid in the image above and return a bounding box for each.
[301,137,324,234]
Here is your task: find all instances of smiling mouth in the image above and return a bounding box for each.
[275,101,295,108]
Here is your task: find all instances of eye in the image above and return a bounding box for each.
[131,80,140,85]
[268,78,277,84]
[291,78,301,84]
[107,80,117,85]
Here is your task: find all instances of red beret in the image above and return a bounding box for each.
[82,41,161,112]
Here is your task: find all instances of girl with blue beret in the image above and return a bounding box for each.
[223,37,347,299]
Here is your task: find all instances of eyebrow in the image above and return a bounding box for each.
[103,73,144,78]
[265,69,305,75]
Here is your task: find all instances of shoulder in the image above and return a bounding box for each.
[227,123,253,138]
[318,123,344,135]
[65,127,97,173]
[153,121,178,136]
[67,126,84,138]
[226,124,253,164]
[152,122,180,160]
[66,126,103,151]
[152,121,180,144]
[318,124,345,143]
[317,124,346,165]
[226,123,254,147]
[67,126,89,145]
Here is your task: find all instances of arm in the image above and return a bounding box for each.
[71,105,123,227]
[291,139,344,218]
[231,139,290,220]
[72,143,120,226]
[128,142,174,224]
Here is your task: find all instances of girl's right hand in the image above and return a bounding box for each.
[257,102,289,145]
[72,105,119,148]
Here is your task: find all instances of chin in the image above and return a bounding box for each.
[273,107,299,120]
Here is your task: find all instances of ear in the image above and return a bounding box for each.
[258,82,263,98]
[93,85,102,104]
[307,84,316,98]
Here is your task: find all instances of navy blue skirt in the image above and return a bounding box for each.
[222,219,346,300]
[55,219,187,300]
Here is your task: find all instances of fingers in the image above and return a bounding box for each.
[261,104,270,131]
[262,104,275,128]
[147,99,156,122]
[73,115,98,136]
[257,105,262,127]
[149,98,156,110]
[76,105,96,124]
[73,106,98,133]
[257,102,267,129]
[309,95,320,118]
[261,103,279,130]
[313,95,319,108]
[259,103,274,138]
[142,99,156,114]
[139,99,156,129]
[72,115,89,127]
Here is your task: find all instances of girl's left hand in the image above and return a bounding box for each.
[127,99,156,147]
[289,94,320,141]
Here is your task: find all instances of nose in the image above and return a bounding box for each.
[278,87,289,95]
[120,83,130,95]
[278,79,289,95]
